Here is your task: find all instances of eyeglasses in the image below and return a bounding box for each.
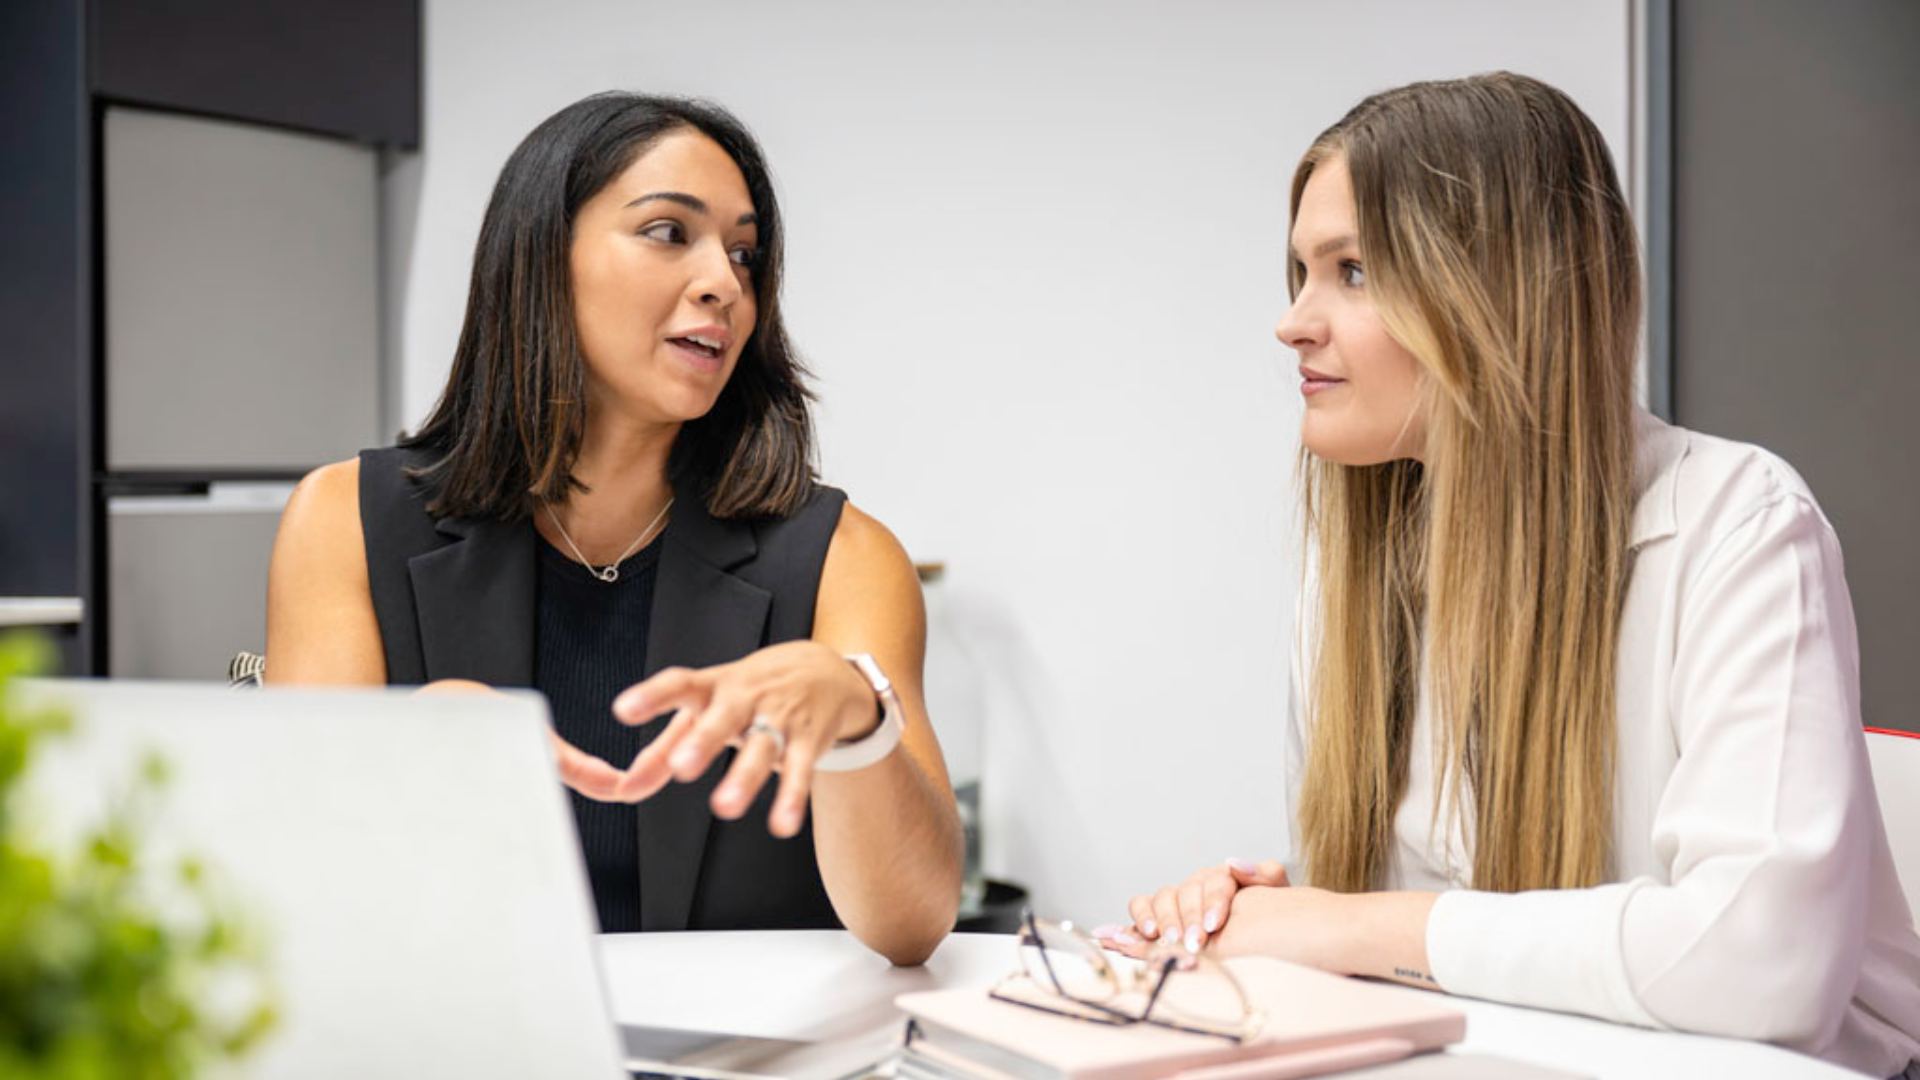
[988,908,1264,1043]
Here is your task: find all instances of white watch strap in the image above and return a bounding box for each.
[817,653,904,772]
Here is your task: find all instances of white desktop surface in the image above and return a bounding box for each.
[597,930,1853,1079]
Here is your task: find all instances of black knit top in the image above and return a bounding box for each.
[533,532,662,933]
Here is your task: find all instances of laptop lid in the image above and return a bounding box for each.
[15,678,628,1079]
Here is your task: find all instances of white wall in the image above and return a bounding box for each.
[389,0,1631,923]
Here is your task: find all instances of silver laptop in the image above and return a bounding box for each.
[17,679,629,1079]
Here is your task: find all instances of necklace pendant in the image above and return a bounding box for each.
[541,497,671,587]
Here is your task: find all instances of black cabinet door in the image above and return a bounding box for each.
[92,0,419,147]
[0,0,87,603]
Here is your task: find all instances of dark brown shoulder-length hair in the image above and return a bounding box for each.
[402,92,816,522]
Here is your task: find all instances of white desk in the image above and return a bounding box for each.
[597,931,1850,1079]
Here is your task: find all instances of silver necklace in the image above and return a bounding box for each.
[542,496,674,583]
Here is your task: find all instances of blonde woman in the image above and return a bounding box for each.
[1095,74,1920,1077]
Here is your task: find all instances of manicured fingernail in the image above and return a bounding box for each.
[1090,924,1123,939]
[1184,926,1202,953]
[1162,923,1180,944]
[1141,919,1157,938]
[1203,906,1222,934]
[1227,858,1257,874]
[1114,932,1140,947]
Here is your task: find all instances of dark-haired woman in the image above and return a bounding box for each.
[265,94,962,964]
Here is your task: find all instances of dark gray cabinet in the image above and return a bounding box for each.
[1671,1,1920,733]
[93,0,419,147]
[1,2,92,672]
[0,0,418,677]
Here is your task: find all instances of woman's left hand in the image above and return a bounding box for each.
[1099,885,1360,973]
[606,640,879,837]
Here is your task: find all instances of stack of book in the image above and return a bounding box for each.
[895,957,1466,1080]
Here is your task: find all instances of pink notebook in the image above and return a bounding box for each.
[896,957,1466,1080]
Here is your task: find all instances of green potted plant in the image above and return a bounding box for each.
[0,633,277,1078]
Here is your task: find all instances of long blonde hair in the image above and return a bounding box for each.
[1294,73,1640,894]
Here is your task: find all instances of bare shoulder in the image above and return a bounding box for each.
[282,457,362,534]
[275,458,365,575]
[829,501,908,559]
[816,501,923,629]
[267,456,383,683]
[823,502,916,584]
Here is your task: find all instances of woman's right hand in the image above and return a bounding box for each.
[1095,858,1290,955]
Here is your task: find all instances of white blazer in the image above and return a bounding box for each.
[1285,411,1920,1077]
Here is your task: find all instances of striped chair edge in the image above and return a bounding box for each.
[228,650,266,689]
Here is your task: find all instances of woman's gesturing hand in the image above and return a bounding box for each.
[606,640,881,837]
[1093,858,1290,955]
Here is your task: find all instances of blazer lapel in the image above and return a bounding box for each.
[635,493,771,931]
[406,515,537,687]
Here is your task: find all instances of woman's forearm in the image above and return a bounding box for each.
[1209,886,1439,989]
[809,747,964,966]
[1344,891,1440,988]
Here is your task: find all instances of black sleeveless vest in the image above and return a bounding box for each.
[356,445,847,932]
